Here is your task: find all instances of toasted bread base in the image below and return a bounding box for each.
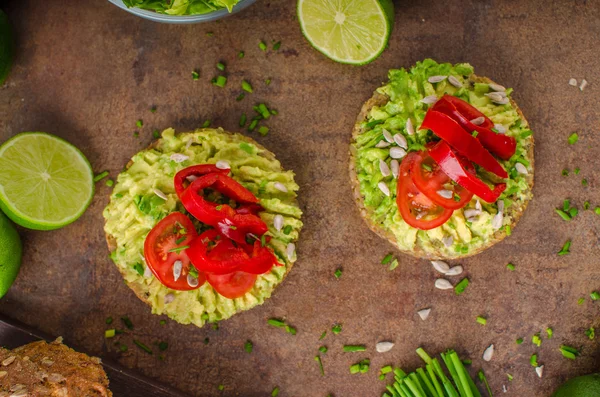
[349,75,534,260]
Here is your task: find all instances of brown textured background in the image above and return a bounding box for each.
[1,0,599,396]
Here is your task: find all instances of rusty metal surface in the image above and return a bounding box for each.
[0,0,599,396]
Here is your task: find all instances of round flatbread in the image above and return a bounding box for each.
[104,128,303,327]
[349,60,534,259]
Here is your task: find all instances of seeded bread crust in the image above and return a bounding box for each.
[349,75,535,260]
[105,129,298,318]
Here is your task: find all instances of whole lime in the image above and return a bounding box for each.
[553,373,600,397]
[0,210,22,298]
[0,9,14,85]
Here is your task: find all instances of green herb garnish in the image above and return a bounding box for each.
[242,80,253,93]
[121,316,133,330]
[558,240,571,255]
[212,75,227,87]
[568,132,579,145]
[332,324,342,335]
[158,342,168,351]
[476,316,487,326]
[136,119,143,128]
[258,126,269,136]
[106,317,113,325]
[591,291,600,301]
[105,329,115,338]
[216,62,225,71]
[315,355,324,375]
[259,41,267,51]
[559,345,579,360]
[586,327,595,340]
[192,71,199,80]
[133,263,145,276]
[530,353,538,367]
[516,338,523,344]
[271,387,280,397]
[343,345,366,353]
[454,278,469,295]
[381,253,393,265]
[506,263,515,271]
[134,340,153,354]
[334,268,342,279]
[93,171,109,182]
[532,333,542,347]
[319,346,328,353]
[244,340,253,353]
[273,41,281,51]
[168,245,189,254]
[546,328,553,339]
[268,318,285,327]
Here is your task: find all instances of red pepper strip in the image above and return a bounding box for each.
[174,164,229,196]
[187,230,278,275]
[179,174,267,243]
[212,175,259,204]
[428,141,506,203]
[434,95,516,160]
[420,110,508,179]
[236,203,264,215]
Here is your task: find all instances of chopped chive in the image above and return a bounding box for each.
[546,328,553,339]
[158,342,168,351]
[167,245,189,254]
[454,278,469,295]
[273,41,281,51]
[366,119,384,128]
[332,324,342,335]
[596,207,600,215]
[520,129,533,138]
[569,207,579,218]
[133,131,139,138]
[218,384,224,391]
[462,359,472,365]
[343,345,366,353]
[584,201,590,210]
[334,268,342,279]
[270,109,278,116]
[175,237,186,245]
[507,373,513,381]
[212,323,219,330]
[133,263,144,276]
[206,32,213,37]
[506,263,515,271]
[105,329,116,338]
[530,353,538,367]
[105,179,114,187]
[259,41,267,51]
[203,337,209,345]
[388,259,399,271]
[568,132,579,145]
[121,316,133,330]
[315,355,324,375]
[574,167,581,175]
[319,346,328,353]
[133,340,153,354]
[192,71,199,80]
[238,50,245,58]
[350,363,360,374]
[381,365,393,374]
[216,62,225,71]
[160,320,166,325]
[136,119,143,128]
[532,333,542,347]
[271,387,280,397]
[591,291,600,301]
[381,253,393,265]
[476,316,487,326]
[257,103,271,119]
[248,119,258,132]
[285,325,297,335]
[258,126,269,136]
[236,93,245,101]
[585,327,595,340]
[119,344,128,352]
[319,331,327,340]
[106,317,113,325]
[267,318,285,328]
[94,171,109,182]
[562,168,569,176]
[212,75,227,87]
[379,374,385,381]
[202,120,211,128]
[153,129,160,139]
[559,345,579,360]
[478,370,493,397]
[578,297,585,305]
[582,178,588,186]
[238,114,248,129]
[516,338,523,344]
[558,240,571,256]
[555,209,571,221]
[244,340,253,353]
[506,225,512,235]
[242,80,253,93]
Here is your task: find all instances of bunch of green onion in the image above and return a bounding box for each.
[383,348,488,397]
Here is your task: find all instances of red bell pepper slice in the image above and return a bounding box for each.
[187,229,279,275]
[428,141,506,203]
[434,95,516,160]
[174,164,229,196]
[178,173,267,243]
[420,110,508,179]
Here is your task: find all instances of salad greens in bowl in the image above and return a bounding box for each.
[108,0,256,23]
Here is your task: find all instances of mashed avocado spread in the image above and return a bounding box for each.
[122,0,240,15]
[352,59,533,258]
[104,128,302,327]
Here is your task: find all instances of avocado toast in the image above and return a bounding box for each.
[104,128,302,327]
[350,59,534,259]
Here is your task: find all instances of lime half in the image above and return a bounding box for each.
[0,9,14,85]
[297,0,394,65]
[0,211,21,298]
[0,132,94,230]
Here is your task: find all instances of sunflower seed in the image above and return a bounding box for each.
[475,200,482,211]
[494,124,507,134]
[448,75,463,88]
[503,385,507,393]
[569,78,578,87]
[579,79,588,91]
[10,385,26,393]
[153,188,168,201]
[186,175,197,182]
[467,216,480,223]
[442,236,454,247]
[405,118,415,135]
[483,344,494,361]
[376,140,391,148]
[170,153,189,163]
[376,341,395,353]
[393,134,408,149]
[143,264,152,278]
[464,209,482,219]
[417,308,431,320]
[445,266,463,276]
[421,95,438,105]
[431,260,450,273]
[489,83,506,92]
[48,373,66,383]
[497,200,505,212]
[437,189,453,199]
[391,160,399,179]
[274,214,284,231]
[10,389,28,396]
[535,365,544,378]
[274,182,288,193]
[492,212,503,230]
[378,181,390,197]
[2,356,15,366]
[470,117,485,126]
[383,129,394,143]
[187,274,199,288]
[428,75,447,83]
[515,163,528,174]
[379,160,391,177]
[173,260,182,282]
[215,160,230,170]
[164,293,175,304]
[286,243,296,260]
[41,359,54,367]
[435,278,453,290]
[485,92,509,104]
[390,147,407,159]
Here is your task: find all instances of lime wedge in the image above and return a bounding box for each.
[0,10,14,85]
[297,0,394,65]
[0,132,94,230]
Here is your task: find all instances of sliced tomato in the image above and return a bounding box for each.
[396,153,453,230]
[206,272,257,299]
[143,212,206,291]
[410,149,474,210]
